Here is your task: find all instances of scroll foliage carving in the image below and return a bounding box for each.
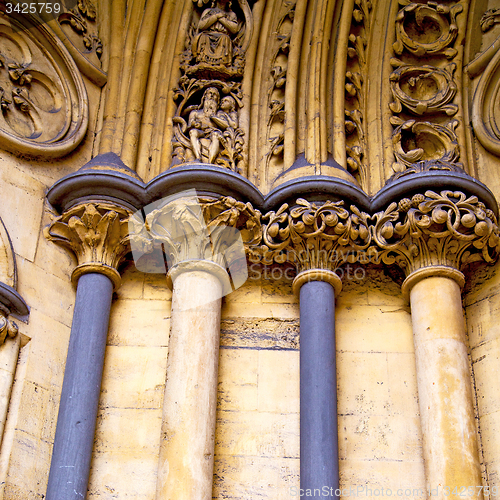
[172,0,253,171]
[0,13,88,157]
[265,0,295,174]
[371,190,500,275]
[261,199,371,273]
[389,0,464,177]
[345,0,372,187]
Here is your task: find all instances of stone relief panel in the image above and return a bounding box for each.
[172,0,253,172]
[0,12,88,158]
[389,0,465,178]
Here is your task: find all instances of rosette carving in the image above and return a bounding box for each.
[45,203,134,288]
[261,199,371,273]
[389,60,458,116]
[145,195,261,270]
[391,119,460,170]
[393,2,463,59]
[371,191,500,276]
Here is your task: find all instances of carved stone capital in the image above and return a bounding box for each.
[45,202,135,289]
[372,190,500,292]
[146,195,261,285]
[261,199,371,290]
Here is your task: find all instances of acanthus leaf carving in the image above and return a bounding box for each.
[44,203,133,287]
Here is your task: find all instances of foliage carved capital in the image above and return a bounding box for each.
[261,199,372,277]
[45,203,135,288]
[371,191,500,280]
[145,195,262,274]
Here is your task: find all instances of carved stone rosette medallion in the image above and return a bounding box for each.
[372,190,500,294]
[0,12,88,158]
[261,199,371,293]
[44,203,134,289]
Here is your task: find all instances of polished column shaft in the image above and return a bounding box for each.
[299,280,338,497]
[46,273,113,500]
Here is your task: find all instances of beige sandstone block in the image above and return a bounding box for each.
[94,407,162,454]
[466,297,500,348]
[0,162,45,262]
[471,338,500,418]
[15,380,58,444]
[222,300,299,320]
[213,455,299,499]
[337,352,391,417]
[339,458,424,496]
[217,348,258,412]
[3,430,52,499]
[107,299,170,347]
[339,414,422,462]
[88,452,159,499]
[16,259,74,327]
[143,273,171,301]
[336,304,413,353]
[257,350,299,413]
[386,352,420,417]
[261,276,297,304]
[215,410,299,459]
[22,309,70,390]
[336,280,370,308]
[100,345,167,410]
[115,262,145,300]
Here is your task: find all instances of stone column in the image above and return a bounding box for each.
[146,194,261,500]
[373,190,500,500]
[44,202,137,500]
[263,199,371,497]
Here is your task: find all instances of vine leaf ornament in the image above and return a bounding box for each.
[261,199,371,274]
[371,191,500,276]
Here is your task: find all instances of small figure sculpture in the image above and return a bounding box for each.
[188,87,222,163]
[192,0,239,67]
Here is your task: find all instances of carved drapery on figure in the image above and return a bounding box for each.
[172,0,253,171]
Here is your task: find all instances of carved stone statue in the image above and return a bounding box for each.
[192,0,239,67]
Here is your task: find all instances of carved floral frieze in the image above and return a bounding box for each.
[371,190,500,276]
[261,199,371,274]
[0,13,88,157]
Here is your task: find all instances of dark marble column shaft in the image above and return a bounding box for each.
[46,273,113,500]
[299,280,339,498]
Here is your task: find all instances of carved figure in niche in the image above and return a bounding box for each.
[188,86,222,163]
[172,79,244,171]
[193,0,239,67]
